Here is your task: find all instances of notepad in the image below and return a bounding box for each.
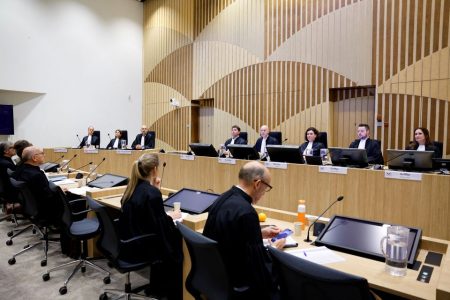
[286,246,345,265]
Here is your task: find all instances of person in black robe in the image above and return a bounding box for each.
[0,141,17,202]
[203,161,285,299]
[119,153,182,300]
[406,127,442,158]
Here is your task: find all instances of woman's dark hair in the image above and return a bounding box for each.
[13,140,32,159]
[304,127,319,142]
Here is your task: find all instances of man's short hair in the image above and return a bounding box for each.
[232,125,241,132]
[358,124,370,131]
[0,141,13,155]
[238,162,265,183]
[14,140,32,159]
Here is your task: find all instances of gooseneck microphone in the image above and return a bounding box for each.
[69,161,92,174]
[59,154,77,170]
[86,157,106,180]
[49,155,64,164]
[160,162,167,189]
[304,196,344,243]
[282,138,288,144]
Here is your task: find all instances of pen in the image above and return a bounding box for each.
[303,251,307,257]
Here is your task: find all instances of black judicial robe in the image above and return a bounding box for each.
[203,186,275,299]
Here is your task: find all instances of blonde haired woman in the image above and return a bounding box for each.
[119,153,182,299]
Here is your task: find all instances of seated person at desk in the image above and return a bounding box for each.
[223,125,247,156]
[119,153,182,299]
[254,125,278,159]
[406,127,442,158]
[106,129,125,149]
[11,146,61,223]
[13,139,32,166]
[299,127,325,156]
[203,161,285,299]
[349,123,384,165]
[131,125,154,150]
[0,142,17,202]
[79,126,99,148]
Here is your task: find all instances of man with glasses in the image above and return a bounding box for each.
[12,146,61,223]
[131,125,155,150]
[203,161,285,300]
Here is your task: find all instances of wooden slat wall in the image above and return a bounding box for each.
[374,0,450,157]
[143,0,449,155]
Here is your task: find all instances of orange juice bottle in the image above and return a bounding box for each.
[297,200,306,230]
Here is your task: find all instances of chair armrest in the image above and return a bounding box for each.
[71,208,92,216]
[120,233,157,245]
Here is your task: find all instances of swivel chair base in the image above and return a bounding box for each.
[99,272,157,300]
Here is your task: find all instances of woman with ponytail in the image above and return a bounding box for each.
[119,153,182,299]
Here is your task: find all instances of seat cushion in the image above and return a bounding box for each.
[70,218,99,238]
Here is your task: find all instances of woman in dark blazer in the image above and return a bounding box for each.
[299,127,325,156]
[406,127,442,158]
[106,129,125,149]
[119,153,182,299]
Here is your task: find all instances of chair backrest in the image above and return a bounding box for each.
[433,141,443,157]
[148,130,156,147]
[268,247,374,300]
[176,221,230,300]
[317,131,328,149]
[121,130,128,145]
[269,131,282,144]
[86,196,120,261]
[9,177,38,217]
[239,132,248,143]
[53,187,73,230]
[93,130,101,146]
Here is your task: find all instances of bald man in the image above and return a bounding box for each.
[254,125,279,159]
[203,161,285,299]
[79,126,99,148]
[12,146,61,222]
[131,125,155,150]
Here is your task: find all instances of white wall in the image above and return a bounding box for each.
[0,0,143,148]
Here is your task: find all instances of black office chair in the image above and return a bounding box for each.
[317,131,328,149]
[269,131,282,144]
[148,131,156,149]
[239,132,248,144]
[86,197,160,300]
[42,188,111,295]
[7,178,56,267]
[433,141,443,158]
[268,247,376,300]
[93,130,101,147]
[176,221,231,300]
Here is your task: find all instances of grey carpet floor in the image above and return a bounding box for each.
[0,215,152,300]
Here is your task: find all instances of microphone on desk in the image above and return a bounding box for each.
[86,157,106,181]
[282,138,288,144]
[304,195,344,243]
[69,161,93,179]
[384,151,414,169]
[49,155,64,164]
[59,154,77,170]
[160,162,167,189]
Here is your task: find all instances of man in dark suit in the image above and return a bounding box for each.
[79,126,100,148]
[11,146,61,222]
[224,125,246,149]
[131,125,155,149]
[254,125,278,159]
[0,141,17,202]
[349,123,384,165]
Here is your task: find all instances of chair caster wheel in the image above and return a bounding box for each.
[107,261,113,268]
[99,292,108,300]
[59,286,67,295]
[41,260,47,267]
[42,273,50,281]
[103,276,111,284]
[7,231,13,237]
[24,244,30,249]
[6,240,12,246]
[8,258,16,265]
[81,266,86,273]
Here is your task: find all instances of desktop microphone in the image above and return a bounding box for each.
[49,155,64,164]
[282,138,288,144]
[160,162,167,188]
[86,157,106,181]
[69,161,92,174]
[59,154,77,170]
[384,151,414,168]
[304,196,344,243]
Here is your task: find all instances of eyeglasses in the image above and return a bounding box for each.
[256,179,272,192]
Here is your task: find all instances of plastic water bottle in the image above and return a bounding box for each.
[297,200,306,230]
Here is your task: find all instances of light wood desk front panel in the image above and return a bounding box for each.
[44,149,450,240]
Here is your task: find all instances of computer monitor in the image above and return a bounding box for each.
[189,143,218,157]
[329,147,368,168]
[87,173,129,188]
[386,149,434,171]
[227,144,259,160]
[163,188,219,214]
[315,215,422,267]
[266,145,304,164]
[433,158,450,171]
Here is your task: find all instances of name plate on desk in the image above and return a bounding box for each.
[180,154,195,161]
[319,166,348,174]
[53,148,68,153]
[218,157,236,165]
[384,170,422,181]
[116,149,132,155]
[265,161,288,169]
[84,148,99,154]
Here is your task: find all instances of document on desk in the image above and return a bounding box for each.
[52,178,75,185]
[286,246,345,265]
[68,186,99,196]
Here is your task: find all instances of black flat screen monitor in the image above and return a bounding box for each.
[315,215,422,267]
[163,188,219,214]
[228,144,259,160]
[329,147,368,168]
[0,105,14,135]
[266,145,304,164]
[305,155,323,165]
[386,149,434,171]
[87,173,129,188]
[189,143,218,157]
[433,158,450,170]
[40,162,59,173]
